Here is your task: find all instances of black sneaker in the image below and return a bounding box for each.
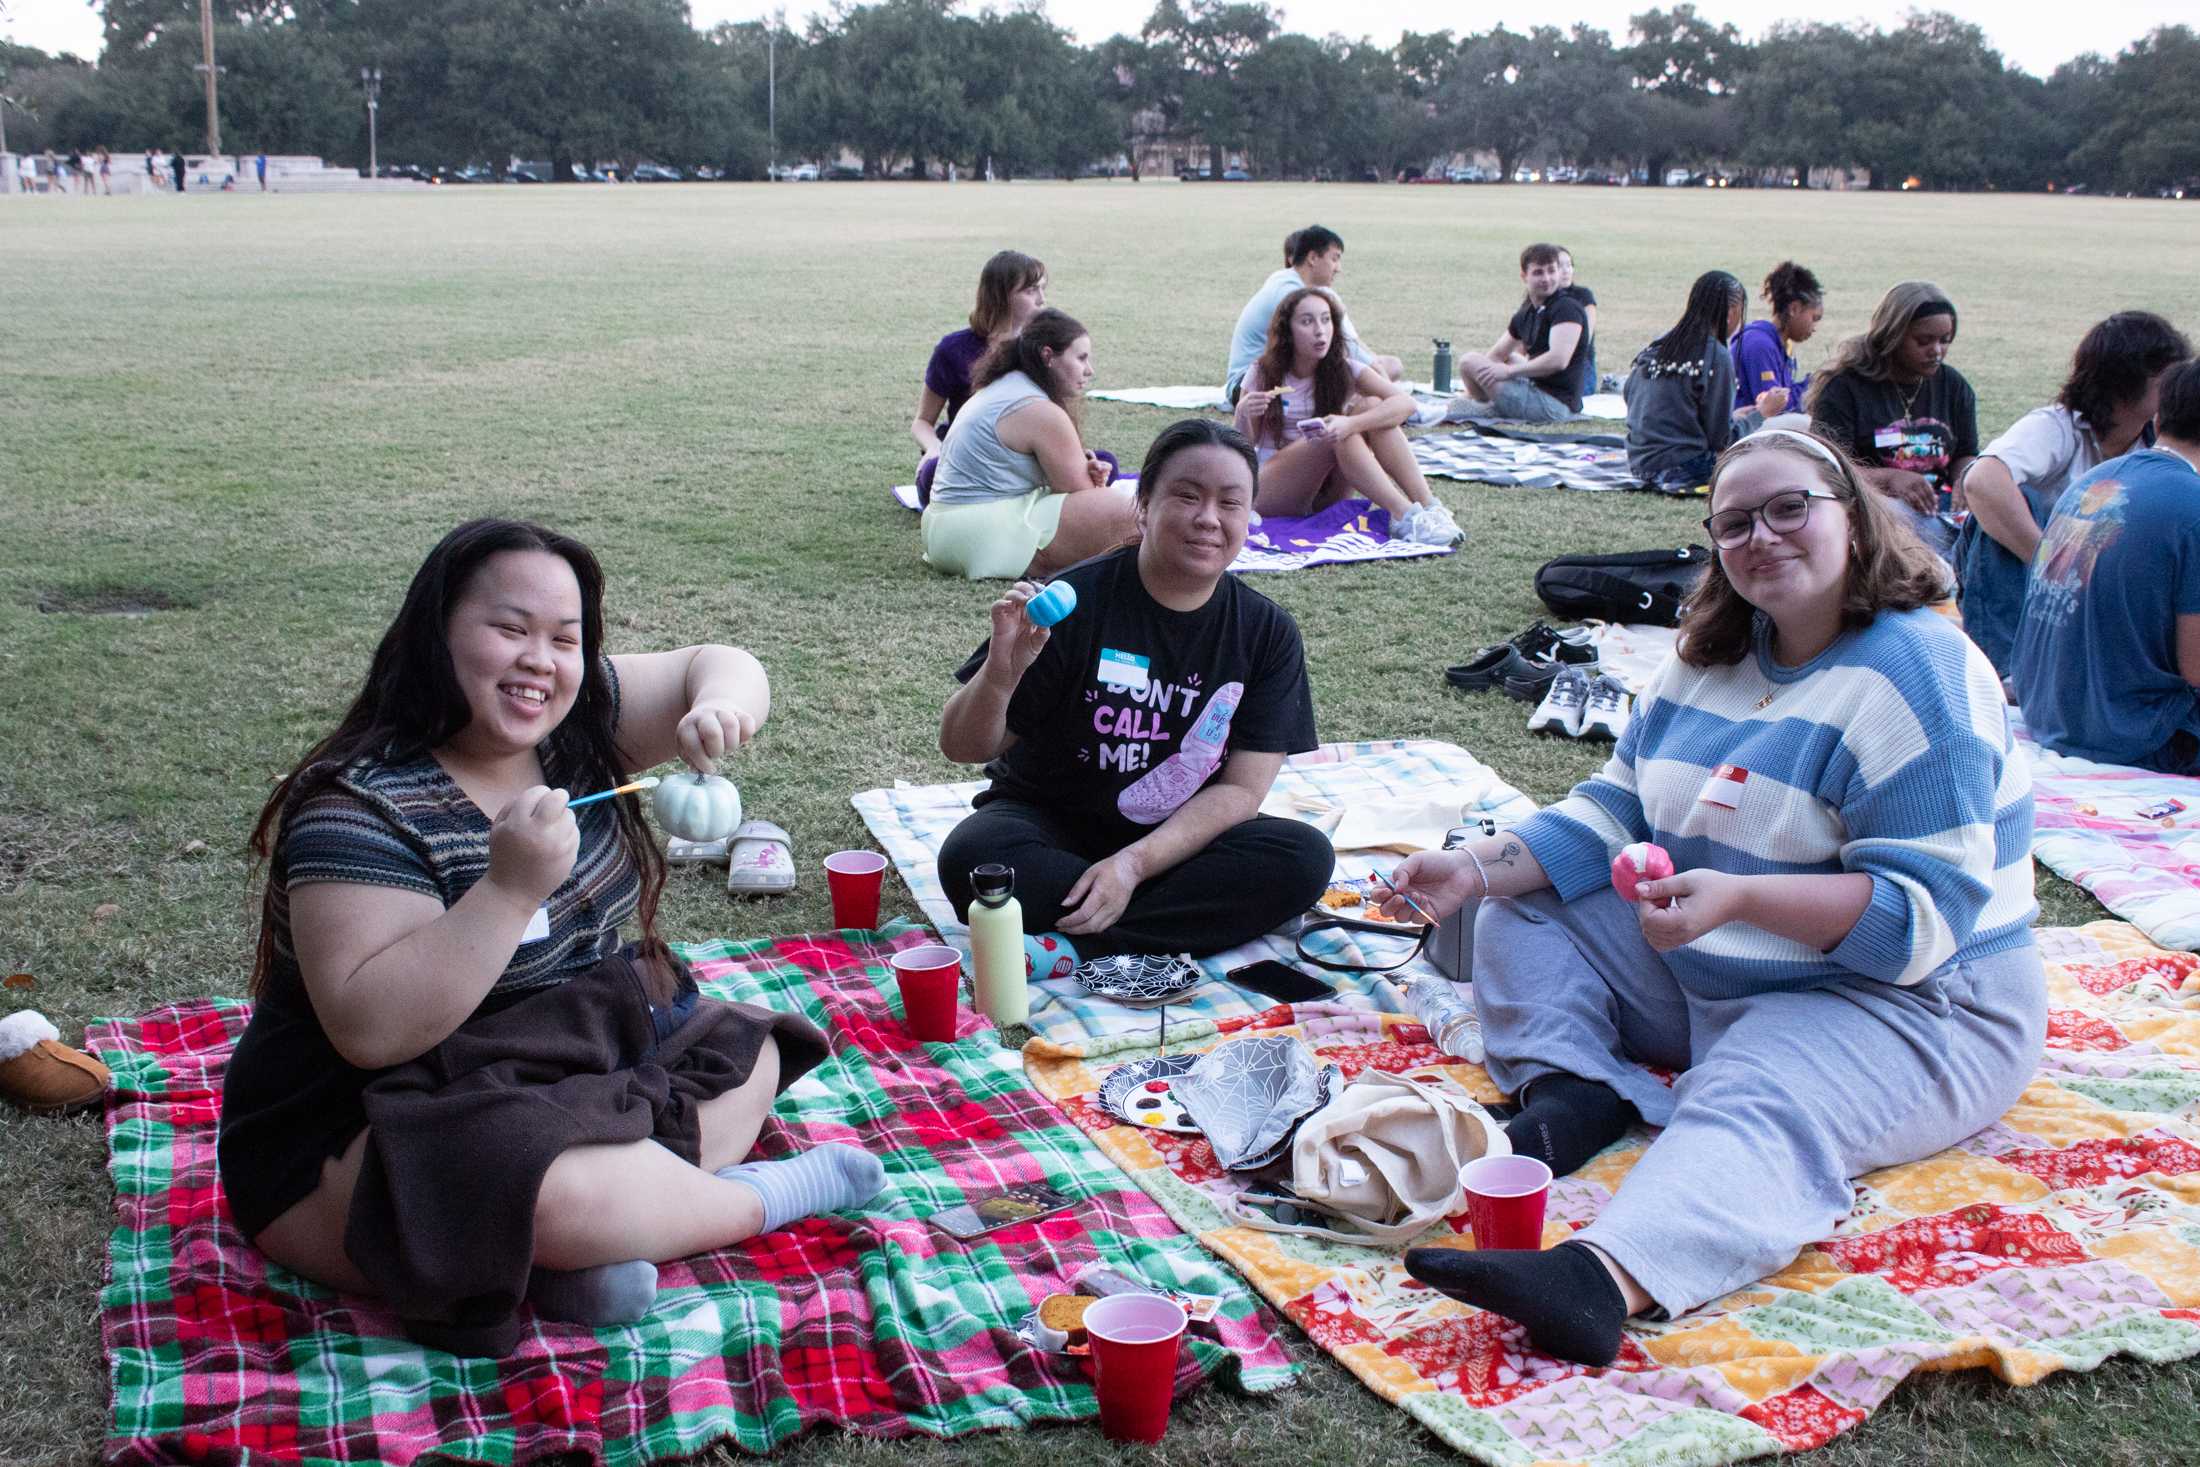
[1500,658,1562,702]
[1511,621,1598,666]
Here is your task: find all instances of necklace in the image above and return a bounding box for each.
[1895,376,1924,419]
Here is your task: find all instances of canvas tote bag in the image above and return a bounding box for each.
[1220,1070,1509,1246]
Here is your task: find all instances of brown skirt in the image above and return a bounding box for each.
[344,944,827,1356]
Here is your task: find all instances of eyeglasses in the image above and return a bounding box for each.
[1702,488,1840,549]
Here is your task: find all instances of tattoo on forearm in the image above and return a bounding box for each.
[1488,840,1523,871]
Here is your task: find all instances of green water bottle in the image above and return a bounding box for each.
[1433,338,1454,394]
[968,863,1028,1025]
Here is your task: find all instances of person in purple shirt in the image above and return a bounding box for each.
[1730,261,1822,429]
[912,250,1048,465]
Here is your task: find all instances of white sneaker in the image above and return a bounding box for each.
[1415,501,1465,544]
[1579,675,1633,740]
[1397,504,1460,547]
[1527,666,1592,736]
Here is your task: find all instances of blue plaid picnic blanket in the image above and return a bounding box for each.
[850,739,1538,1051]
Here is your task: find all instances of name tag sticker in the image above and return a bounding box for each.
[1097,647,1150,692]
[522,905,552,943]
[1699,764,1749,809]
[1873,427,1905,448]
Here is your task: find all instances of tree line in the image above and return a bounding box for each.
[3,0,2195,194]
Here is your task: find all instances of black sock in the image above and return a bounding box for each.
[1404,1241,1629,1366]
[1503,1073,1634,1177]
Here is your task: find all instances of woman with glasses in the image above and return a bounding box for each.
[1378,426,2042,1367]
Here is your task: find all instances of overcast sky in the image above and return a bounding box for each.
[5,0,2182,79]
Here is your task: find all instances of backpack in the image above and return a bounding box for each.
[1534,544,1712,627]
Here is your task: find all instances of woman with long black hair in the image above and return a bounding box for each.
[1623,270,1746,491]
[218,519,880,1354]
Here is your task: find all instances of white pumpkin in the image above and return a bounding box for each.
[651,772,743,842]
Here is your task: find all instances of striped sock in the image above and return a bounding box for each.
[717,1143,886,1232]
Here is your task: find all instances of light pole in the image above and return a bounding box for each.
[195,0,223,156]
[766,11,780,180]
[360,67,382,180]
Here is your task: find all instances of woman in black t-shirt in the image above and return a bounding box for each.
[1806,282,1978,519]
[936,419,1334,965]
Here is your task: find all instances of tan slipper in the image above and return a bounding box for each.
[0,1011,111,1115]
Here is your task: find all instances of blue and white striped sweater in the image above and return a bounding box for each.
[1514,607,2035,997]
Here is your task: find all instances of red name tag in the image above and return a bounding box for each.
[1700,765,1749,808]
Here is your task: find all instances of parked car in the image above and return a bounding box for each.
[1574,169,1614,186]
[376,163,429,182]
[450,164,499,184]
[1221,166,1251,181]
[1664,167,1693,187]
[630,163,683,182]
[509,160,550,183]
[691,165,723,181]
[1446,165,1490,183]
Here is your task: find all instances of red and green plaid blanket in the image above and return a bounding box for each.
[93,923,1294,1465]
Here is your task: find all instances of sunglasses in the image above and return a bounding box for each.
[1703,488,1841,549]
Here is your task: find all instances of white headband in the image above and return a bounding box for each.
[1745,426,1847,475]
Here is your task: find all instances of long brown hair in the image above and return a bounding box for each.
[1804,281,1957,413]
[247,519,667,994]
[969,249,1045,337]
[974,307,1088,432]
[1250,286,1353,448]
[1677,429,1949,668]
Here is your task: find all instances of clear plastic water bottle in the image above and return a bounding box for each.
[1402,976,1484,1062]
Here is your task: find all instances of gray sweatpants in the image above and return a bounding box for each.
[1471,886,2046,1317]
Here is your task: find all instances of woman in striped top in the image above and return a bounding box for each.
[1383,428,2045,1365]
[219,519,882,1352]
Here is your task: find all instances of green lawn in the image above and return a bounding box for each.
[4,181,2199,1465]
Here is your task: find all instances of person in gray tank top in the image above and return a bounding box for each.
[921,309,1140,580]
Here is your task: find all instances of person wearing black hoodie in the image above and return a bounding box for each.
[1623,271,1747,493]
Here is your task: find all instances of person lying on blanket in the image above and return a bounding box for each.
[1443,241,1592,425]
[217,518,885,1354]
[1380,427,2046,1367]
[907,248,1119,508]
[935,417,1336,973]
[922,307,1139,580]
[1233,284,1461,545]
[1954,311,2191,682]
[2011,359,2200,773]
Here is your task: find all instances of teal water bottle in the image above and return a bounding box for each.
[1432,338,1454,394]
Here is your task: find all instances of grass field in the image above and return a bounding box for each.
[5,180,2200,1465]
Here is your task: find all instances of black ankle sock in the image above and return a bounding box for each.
[1404,1240,1629,1366]
[1503,1073,1634,1177]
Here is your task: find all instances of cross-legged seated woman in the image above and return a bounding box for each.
[1233,286,1461,546]
[921,308,1139,580]
[217,519,885,1355]
[1380,428,2044,1365]
[935,419,1335,973]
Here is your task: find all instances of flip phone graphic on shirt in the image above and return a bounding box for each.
[1118,681,1244,825]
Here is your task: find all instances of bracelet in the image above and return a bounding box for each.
[1462,846,1491,901]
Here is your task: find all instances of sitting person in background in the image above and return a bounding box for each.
[922,308,1138,580]
[2011,359,2200,772]
[1957,312,2191,679]
[1225,224,1401,402]
[936,418,1335,972]
[910,249,1048,498]
[1234,286,1461,544]
[1384,426,2040,1367]
[1446,243,1591,424]
[1623,270,1746,492]
[218,519,880,1355]
[1557,246,1600,393]
[1806,282,1977,554]
[1731,260,1823,433]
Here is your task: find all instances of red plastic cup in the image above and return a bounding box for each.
[889,944,962,1042]
[823,850,888,929]
[1084,1292,1188,1444]
[1461,1154,1553,1250]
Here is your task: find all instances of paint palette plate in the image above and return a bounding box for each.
[1098,1055,1204,1133]
[1075,953,1204,1006]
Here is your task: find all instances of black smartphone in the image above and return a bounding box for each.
[1226,960,1336,1004]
